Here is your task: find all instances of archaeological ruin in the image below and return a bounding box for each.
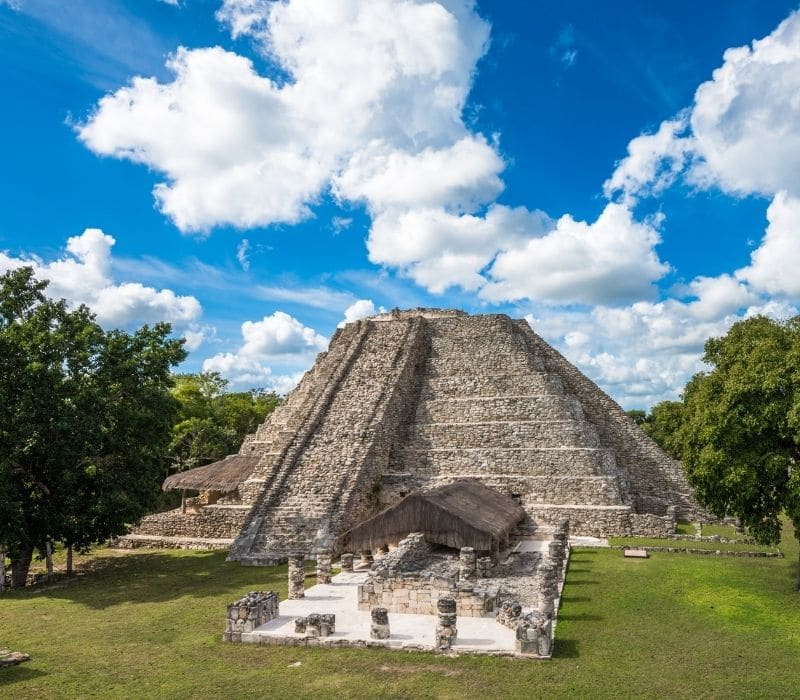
[121,308,703,555]
[119,308,708,657]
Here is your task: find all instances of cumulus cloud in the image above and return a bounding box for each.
[529,288,798,408]
[202,311,327,390]
[78,0,491,232]
[0,228,202,328]
[338,299,386,327]
[481,204,670,305]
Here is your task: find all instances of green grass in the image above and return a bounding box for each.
[1,524,798,699]
[675,520,696,535]
[607,537,779,553]
[701,523,742,539]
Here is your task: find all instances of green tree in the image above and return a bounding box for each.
[640,400,685,459]
[167,373,280,475]
[625,409,647,426]
[0,268,186,586]
[678,316,800,589]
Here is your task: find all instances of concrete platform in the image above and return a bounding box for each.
[241,571,521,655]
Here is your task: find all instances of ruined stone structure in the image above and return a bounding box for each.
[125,308,703,555]
[225,309,701,562]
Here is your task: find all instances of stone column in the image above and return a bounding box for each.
[537,561,558,615]
[287,556,306,600]
[370,607,390,639]
[459,547,477,582]
[360,550,374,567]
[548,539,565,571]
[316,552,332,585]
[476,556,493,578]
[435,596,458,650]
[340,553,354,572]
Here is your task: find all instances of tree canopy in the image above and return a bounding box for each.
[0,268,186,587]
[677,315,800,587]
[167,372,280,474]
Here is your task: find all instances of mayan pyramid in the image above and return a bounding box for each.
[226,309,701,564]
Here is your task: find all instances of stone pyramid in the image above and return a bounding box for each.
[228,309,702,564]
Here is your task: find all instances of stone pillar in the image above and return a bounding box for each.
[287,556,306,599]
[555,519,570,544]
[435,596,458,650]
[316,552,332,585]
[360,550,374,567]
[459,547,477,582]
[548,538,565,571]
[340,553,354,572]
[537,561,558,615]
[370,607,390,639]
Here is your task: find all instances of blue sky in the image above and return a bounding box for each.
[2,0,799,408]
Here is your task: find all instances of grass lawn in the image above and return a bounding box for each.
[607,537,780,553]
[701,523,743,539]
[674,520,696,535]
[1,524,799,699]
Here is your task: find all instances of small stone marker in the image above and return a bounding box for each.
[370,607,390,639]
[0,649,30,668]
[624,548,649,558]
[435,596,458,650]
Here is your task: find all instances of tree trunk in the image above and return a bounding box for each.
[0,546,6,594]
[10,544,33,589]
[45,541,54,582]
[66,544,74,577]
[796,549,800,592]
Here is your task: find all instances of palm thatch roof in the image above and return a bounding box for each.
[340,479,525,553]
[162,454,259,493]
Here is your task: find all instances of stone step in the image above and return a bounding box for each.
[406,420,601,449]
[399,446,620,478]
[420,473,623,505]
[417,395,584,423]
[421,372,564,399]
[526,503,633,538]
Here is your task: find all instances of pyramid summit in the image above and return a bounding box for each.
[221,308,702,563]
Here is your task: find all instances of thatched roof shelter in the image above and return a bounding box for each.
[162,454,259,493]
[340,479,525,553]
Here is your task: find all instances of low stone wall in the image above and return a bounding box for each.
[357,573,498,617]
[224,591,279,642]
[528,504,632,537]
[630,509,676,537]
[614,545,782,558]
[130,505,249,540]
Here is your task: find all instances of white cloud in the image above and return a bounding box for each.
[0,228,201,328]
[79,0,491,232]
[338,299,386,327]
[236,238,250,272]
[736,192,800,298]
[603,115,692,204]
[481,203,670,305]
[529,287,798,408]
[201,310,326,391]
[367,204,552,293]
[688,11,800,198]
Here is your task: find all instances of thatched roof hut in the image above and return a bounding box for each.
[340,479,525,553]
[162,454,259,493]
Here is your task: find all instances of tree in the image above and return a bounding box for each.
[640,400,685,459]
[166,373,280,476]
[678,316,800,589]
[625,409,647,426]
[0,268,186,586]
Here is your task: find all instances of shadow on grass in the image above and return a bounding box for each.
[562,579,598,586]
[0,665,48,686]
[6,550,286,609]
[560,595,591,603]
[553,638,579,658]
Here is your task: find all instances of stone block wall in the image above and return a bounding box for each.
[130,505,249,539]
[224,591,279,642]
[357,573,498,617]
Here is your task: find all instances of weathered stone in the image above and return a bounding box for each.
[340,553,354,572]
[459,547,477,582]
[316,552,332,585]
[370,607,391,639]
[435,596,458,650]
[224,591,279,642]
[287,556,306,600]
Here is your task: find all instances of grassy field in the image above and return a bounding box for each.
[1,524,798,699]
